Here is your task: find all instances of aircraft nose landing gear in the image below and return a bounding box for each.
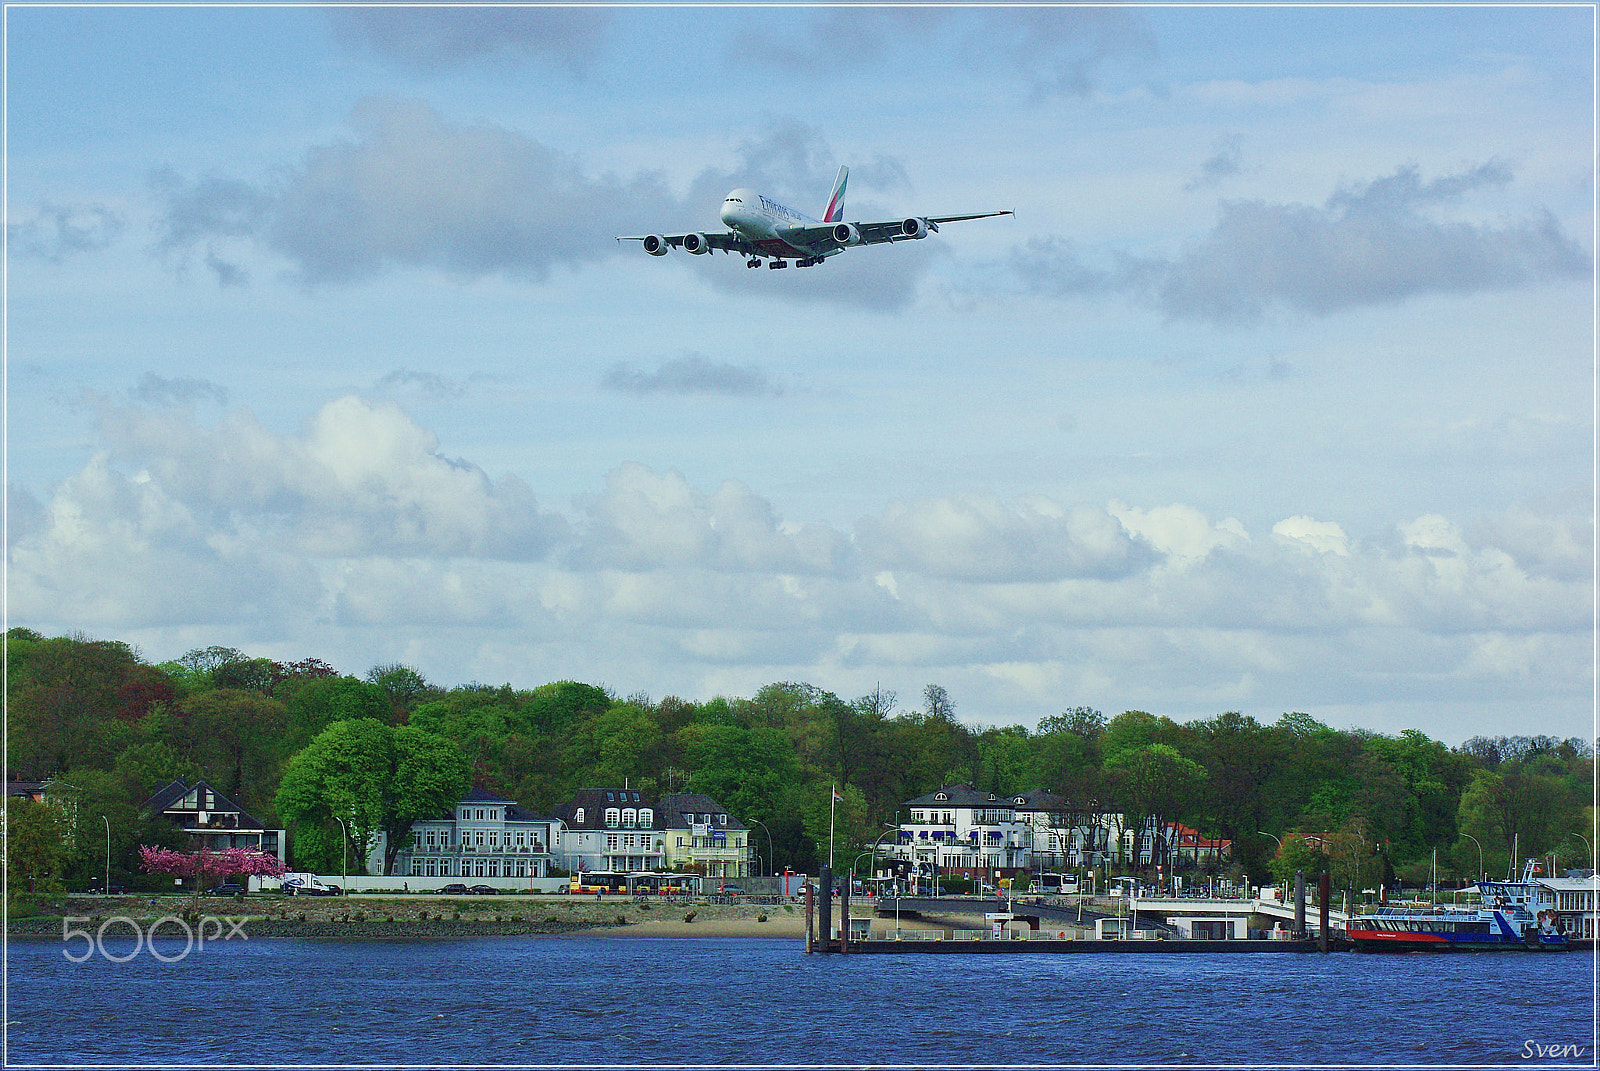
[746,258,761,268]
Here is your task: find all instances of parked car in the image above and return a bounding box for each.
[205,883,245,897]
[438,883,469,895]
[467,885,499,895]
[717,884,745,896]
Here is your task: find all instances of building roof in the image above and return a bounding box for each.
[142,780,266,830]
[553,788,662,830]
[658,793,746,831]
[904,784,1010,808]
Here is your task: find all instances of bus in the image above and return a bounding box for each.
[569,871,702,896]
[1029,872,1080,895]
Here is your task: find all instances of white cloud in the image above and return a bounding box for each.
[8,396,1589,739]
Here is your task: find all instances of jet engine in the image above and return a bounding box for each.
[681,232,713,255]
[642,235,671,256]
[831,222,863,246]
[900,217,932,239]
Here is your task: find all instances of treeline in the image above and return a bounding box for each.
[6,628,1593,893]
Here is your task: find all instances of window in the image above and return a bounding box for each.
[489,859,500,877]
[605,808,621,828]
[425,830,436,847]
[640,809,653,826]
[676,837,684,848]
[623,808,637,828]
[476,809,485,820]
[719,814,727,825]
[607,834,619,851]
[475,831,485,846]
[515,831,525,846]
[575,808,585,824]
[624,834,636,849]
[411,860,421,876]
[489,830,498,847]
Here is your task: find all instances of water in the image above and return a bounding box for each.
[9,934,1594,1065]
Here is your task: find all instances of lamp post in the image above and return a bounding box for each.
[747,817,773,878]
[1461,833,1485,883]
[334,816,350,894]
[102,815,111,896]
[869,822,900,898]
[1258,832,1282,901]
[1571,832,1593,871]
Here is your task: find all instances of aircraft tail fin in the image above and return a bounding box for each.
[823,165,848,223]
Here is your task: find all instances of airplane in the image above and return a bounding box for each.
[617,166,1012,270]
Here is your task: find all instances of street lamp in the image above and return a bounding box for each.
[746,817,773,878]
[334,816,350,894]
[1461,833,1485,883]
[102,815,111,897]
[1571,832,1593,870]
[869,822,899,898]
[1258,832,1282,900]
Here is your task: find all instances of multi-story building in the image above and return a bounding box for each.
[143,780,286,863]
[551,788,667,875]
[884,783,1139,882]
[658,793,749,881]
[392,787,561,884]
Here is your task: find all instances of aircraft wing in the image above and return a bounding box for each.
[782,209,1013,249]
[615,231,755,255]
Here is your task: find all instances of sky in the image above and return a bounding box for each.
[5,3,1593,745]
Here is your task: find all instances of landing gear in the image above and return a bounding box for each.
[796,257,821,267]
[768,260,787,269]
[746,258,761,269]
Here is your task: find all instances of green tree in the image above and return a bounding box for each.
[4,796,69,900]
[275,719,469,875]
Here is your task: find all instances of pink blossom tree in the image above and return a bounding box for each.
[138,845,287,901]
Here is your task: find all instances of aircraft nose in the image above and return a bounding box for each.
[720,201,739,228]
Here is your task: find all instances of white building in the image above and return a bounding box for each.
[392,787,561,886]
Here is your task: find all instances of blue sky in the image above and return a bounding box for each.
[6,4,1593,743]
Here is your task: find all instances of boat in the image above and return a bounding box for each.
[1348,863,1571,952]
[1348,903,1568,952]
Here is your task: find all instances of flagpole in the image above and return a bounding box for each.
[829,784,837,871]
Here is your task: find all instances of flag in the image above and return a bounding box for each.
[832,787,843,804]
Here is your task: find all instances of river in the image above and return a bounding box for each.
[9,934,1593,1065]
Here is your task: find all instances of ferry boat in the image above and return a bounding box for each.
[1348,904,1568,952]
[1349,863,1570,952]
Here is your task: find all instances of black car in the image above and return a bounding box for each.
[205,883,245,897]
[467,884,498,895]
[438,883,469,895]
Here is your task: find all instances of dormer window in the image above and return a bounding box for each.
[575,808,585,824]
[605,808,621,828]
[935,792,948,802]
[622,808,637,828]
[719,814,727,825]
[639,809,653,826]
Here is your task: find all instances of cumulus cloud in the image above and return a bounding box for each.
[1019,161,1590,323]
[154,97,678,285]
[1184,134,1243,192]
[130,372,228,409]
[329,7,612,73]
[601,355,783,398]
[728,7,1154,100]
[856,495,1156,583]
[9,396,1588,736]
[150,103,933,309]
[8,202,126,262]
[92,395,567,560]
[569,462,853,576]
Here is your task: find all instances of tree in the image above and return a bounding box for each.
[4,796,69,900]
[1104,743,1207,871]
[275,719,469,875]
[137,845,286,909]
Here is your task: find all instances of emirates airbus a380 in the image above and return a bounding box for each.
[618,166,1012,269]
